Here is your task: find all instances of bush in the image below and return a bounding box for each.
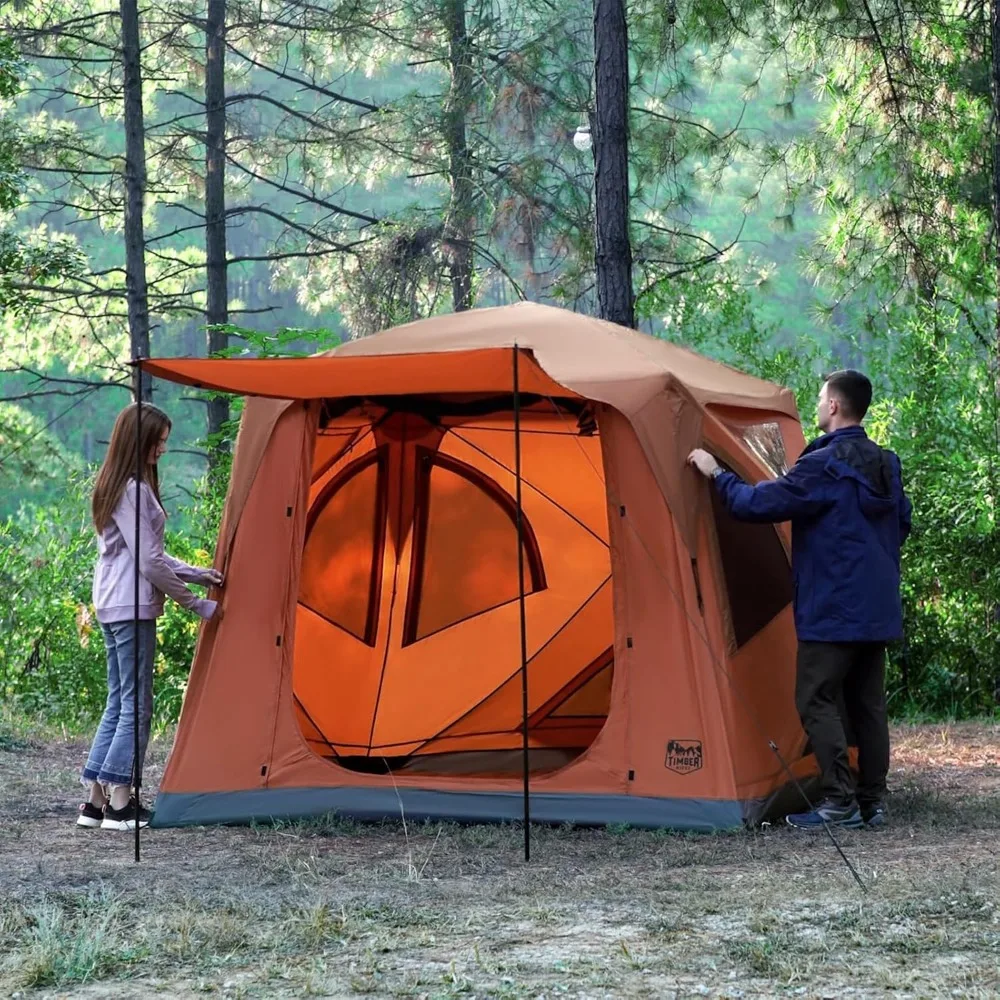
[866,311,1000,716]
[0,325,331,731]
[0,472,225,730]
[0,477,106,727]
[661,281,999,717]
[2,303,997,725]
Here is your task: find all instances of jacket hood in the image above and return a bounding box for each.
[816,428,898,518]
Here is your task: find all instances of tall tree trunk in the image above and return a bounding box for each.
[518,87,541,301]
[444,0,474,312]
[205,0,230,459]
[992,0,1000,373]
[990,0,1000,707]
[120,0,151,399]
[592,0,634,327]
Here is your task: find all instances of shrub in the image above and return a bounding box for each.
[0,473,224,729]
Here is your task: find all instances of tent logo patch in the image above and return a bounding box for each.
[665,739,703,775]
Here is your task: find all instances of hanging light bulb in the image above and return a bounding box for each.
[572,123,592,152]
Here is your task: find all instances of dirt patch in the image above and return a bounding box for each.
[892,721,1000,796]
[0,723,998,998]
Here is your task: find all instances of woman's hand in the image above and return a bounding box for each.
[203,568,225,588]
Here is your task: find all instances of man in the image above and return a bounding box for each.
[688,370,911,830]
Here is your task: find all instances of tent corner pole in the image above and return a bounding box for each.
[512,344,530,862]
[132,359,143,863]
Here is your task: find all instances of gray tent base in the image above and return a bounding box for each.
[151,786,758,831]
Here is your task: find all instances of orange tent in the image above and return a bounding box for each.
[147,302,817,831]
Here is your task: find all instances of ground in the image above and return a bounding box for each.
[0,723,998,999]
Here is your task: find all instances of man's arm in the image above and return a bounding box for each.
[896,456,912,544]
[900,492,913,544]
[688,448,830,524]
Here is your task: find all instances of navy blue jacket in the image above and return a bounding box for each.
[713,426,912,643]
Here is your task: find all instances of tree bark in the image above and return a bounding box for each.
[592,0,634,328]
[518,87,541,301]
[119,0,151,399]
[992,0,1000,373]
[205,0,230,459]
[990,0,1000,706]
[444,0,474,312]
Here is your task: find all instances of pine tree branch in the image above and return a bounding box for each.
[225,43,381,113]
[225,159,381,225]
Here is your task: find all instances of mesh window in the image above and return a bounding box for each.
[300,455,385,645]
[710,483,792,648]
[405,454,543,644]
[549,661,613,718]
[738,422,788,478]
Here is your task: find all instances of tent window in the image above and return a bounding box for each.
[736,421,788,478]
[710,482,792,648]
[404,450,545,645]
[300,452,386,646]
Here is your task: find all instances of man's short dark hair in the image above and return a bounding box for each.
[824,369,872,420]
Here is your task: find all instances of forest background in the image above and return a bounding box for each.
[0,0,997,727]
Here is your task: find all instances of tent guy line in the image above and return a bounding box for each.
[536,389,867,893]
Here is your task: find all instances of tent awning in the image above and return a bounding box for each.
[141,348,580,401]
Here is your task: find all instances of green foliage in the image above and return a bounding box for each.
[647,265,826,422]
[0,476,107,725]
[0,37,24,212]
[215,322,343,360]
[665,285,1000,716]
[865,310,1000,716]
[0,319,347,730]
[0,1,998,724]
[0,36,84,315]
[0,401,85,517]
[0,472,223,729]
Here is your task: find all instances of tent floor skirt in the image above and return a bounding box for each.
[151,786,744,832]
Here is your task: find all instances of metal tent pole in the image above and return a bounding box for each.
[133,361,143,863]
[512,345,530,862]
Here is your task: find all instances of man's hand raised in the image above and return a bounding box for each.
[687,448,721,479]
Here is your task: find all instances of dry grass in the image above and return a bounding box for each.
[0,721,997,998]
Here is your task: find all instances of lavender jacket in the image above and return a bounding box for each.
[92,479,217,624]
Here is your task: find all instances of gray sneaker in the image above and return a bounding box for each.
[861,802,887,829]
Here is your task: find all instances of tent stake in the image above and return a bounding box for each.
[133,361,142,863]
[512,345,530,862]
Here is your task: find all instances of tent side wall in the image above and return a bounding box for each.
[696,407,818,813]
[154,399,316,798]
[597,405,742,813]
[154,392,753,830]
[153,375,801,831]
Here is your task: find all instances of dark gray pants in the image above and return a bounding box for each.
[796,641,889,807]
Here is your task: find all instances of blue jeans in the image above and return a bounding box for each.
[82,621,156,788]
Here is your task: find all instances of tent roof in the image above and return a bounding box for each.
[142,301,798,418]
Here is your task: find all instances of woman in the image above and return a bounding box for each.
[78,402,223,831]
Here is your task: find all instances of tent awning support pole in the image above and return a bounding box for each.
[513,345,530,862]
[132,359,143,863]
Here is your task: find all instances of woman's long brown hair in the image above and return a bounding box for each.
[92,403,172,534]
